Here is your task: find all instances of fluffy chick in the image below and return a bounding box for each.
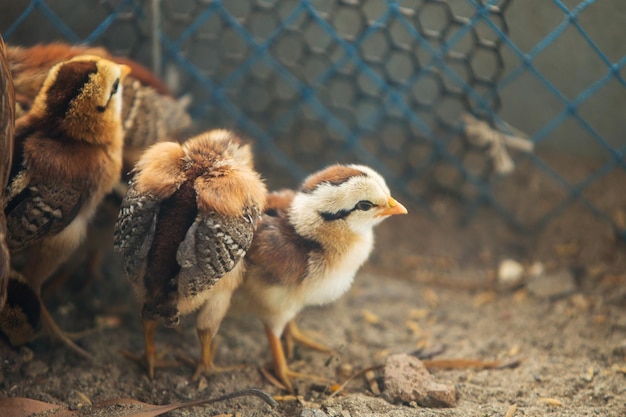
[114,129,266,379]
[5,42,192,168]
[2,55,130,357]
[7,42,192,293]
[239,164,407,391]
[0,35,15,311]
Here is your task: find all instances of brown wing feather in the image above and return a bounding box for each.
[0,34,15,310]
[246,209,321,286]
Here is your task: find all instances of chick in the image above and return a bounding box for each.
[239,164,408,391]
[3,55,130,357]
[5,42,192,168]
[0,35,15,312]
[114,129,266,379]
[7,42,192,291]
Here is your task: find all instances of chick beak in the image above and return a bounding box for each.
[119,64,131,81]
[376,197,408,217]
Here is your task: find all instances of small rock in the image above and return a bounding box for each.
[301,408,328,417]
[498,259,525,285]
[382,353,456,407]
[527,268,577,300]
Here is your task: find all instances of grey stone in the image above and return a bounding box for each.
[527,268,577,299]
[301,408,329,417]
[382,353,456,408]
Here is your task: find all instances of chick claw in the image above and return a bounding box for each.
[120,349,179,380]
[284,320,333,359]
[177,332,247,381]
[266,325,332,393]
[121,319,178,379]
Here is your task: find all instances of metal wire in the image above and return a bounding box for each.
[2,0,625,236]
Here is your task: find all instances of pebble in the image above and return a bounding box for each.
[382,353,457,407]
[527,268,577,299]
[498,259,525,285]
[301,408,329,417]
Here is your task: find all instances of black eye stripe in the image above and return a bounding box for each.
[111,78,120,96]
[320,200,377,221]
[320,209,352,221]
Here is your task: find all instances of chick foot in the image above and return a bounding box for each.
[284,320,333,360]
[265,326,330,393]
[179,330,246,381]
[121,319,178,379]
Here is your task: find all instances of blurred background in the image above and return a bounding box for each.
[1,0,625,245]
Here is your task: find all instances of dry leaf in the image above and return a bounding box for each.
[0,388,277,417]
[361,309,381,325]
[0,398,62,417]
[538,397,564,407]
[504,403,517,417]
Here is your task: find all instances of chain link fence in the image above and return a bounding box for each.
[2,0,625,236]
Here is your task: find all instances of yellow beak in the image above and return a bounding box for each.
[376,197,408,217]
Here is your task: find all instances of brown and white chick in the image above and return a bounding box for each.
[2,55,130,357]
[239,164,407,392]
[0,34,15,312]
[113,129,266,380]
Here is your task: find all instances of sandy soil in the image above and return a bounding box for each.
[1,151,626,417]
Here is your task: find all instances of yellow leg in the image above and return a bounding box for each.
[265,325,330,393]
[192,329,246,381]
[143,319,157,379]
[284,320,332,359]
[121,319,178,379]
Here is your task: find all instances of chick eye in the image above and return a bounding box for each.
[110,78,120,96]
[355,200,374,211]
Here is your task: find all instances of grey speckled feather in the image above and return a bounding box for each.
[113,180,160,282]
[6,178,84,252]
[177,205,260,298]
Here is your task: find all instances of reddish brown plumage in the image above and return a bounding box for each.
[246,211,321,286]
[300,164,366,193]
[0,34,15,311]
[6,42,171,103]
[142,180,197,323]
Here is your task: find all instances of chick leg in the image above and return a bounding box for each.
[17,234,96,358]
[121,319,178,379]
[191,279,244,380]
[265,326,330,393]
[284,319,332,359]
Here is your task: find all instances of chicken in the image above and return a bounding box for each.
[5,42,191,157]
[2,55,130,357]
[239,164,408,392]
[0,35,15,312]
[113,129,266,379]
[6,41,192,290]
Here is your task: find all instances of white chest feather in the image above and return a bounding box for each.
[300,231,374,306]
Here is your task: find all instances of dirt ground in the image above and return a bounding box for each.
[1,152,626,417]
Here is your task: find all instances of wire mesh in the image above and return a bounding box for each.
[1,0,625,236]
